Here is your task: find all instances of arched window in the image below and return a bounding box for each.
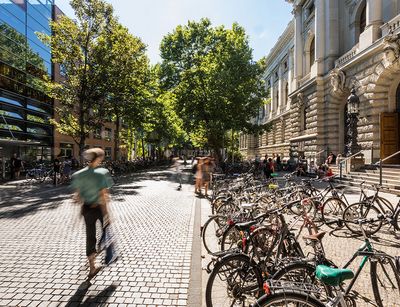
[360,5,366,34]
[396,83,400,113]
[309,37,315,68]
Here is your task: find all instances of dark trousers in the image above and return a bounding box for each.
[82,205,103,257]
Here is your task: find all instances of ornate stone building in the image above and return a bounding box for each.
[241,0,400,165]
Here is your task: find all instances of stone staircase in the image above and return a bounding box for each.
[331,164,400,194]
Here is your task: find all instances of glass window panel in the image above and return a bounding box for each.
[27,103,49,114]
[27,113,47,123]
[0,96,23,107]
[0,109,23,119]
[0,32,26,55]
[27,14,50,35]
[27,0,52,16]
[0,45,26,70]
[27,2,51,29]
[0,8,25,35]
[27,28,50,53]
[27,126,48,135]
[0,20,26,45]
[0,123,23,131]
[1,1,26,22]
[27,38,51,64]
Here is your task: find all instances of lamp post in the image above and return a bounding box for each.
[345,87,360,156]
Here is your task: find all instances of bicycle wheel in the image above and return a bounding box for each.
[321,197,347,229]
[342,202,382,236]
[272,261,332,301]
[394,209,400,231]
[202,215,228,255]
[212,197,228,215]
[370,257,400,307]
[221,225,242,251]
[365,196,394,213]
[205,253,263,307]
[253,291,325,307]
[216,201,240,216]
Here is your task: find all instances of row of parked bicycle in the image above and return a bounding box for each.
[201,171,400,307]
[23,158,172,184]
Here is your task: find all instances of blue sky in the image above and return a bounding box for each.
[55,0,293,64]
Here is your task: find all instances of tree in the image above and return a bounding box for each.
[96,21,150,160]
[39,0,114,162]
[159,19,269,160]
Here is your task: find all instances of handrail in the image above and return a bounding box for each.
[338,150,364,165]
[375,150,400,165]
[375,150,400,185]
[338,150,365,179]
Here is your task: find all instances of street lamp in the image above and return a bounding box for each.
[345,87,360,156]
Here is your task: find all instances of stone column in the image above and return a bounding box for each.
[360,0,383,49]
[278,64,283,114]
[325,0,339,71]
[270,75,274,116]
[294,5,303,87]
[315,0,325,75]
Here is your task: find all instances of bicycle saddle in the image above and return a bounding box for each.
[303,231,326,241]
[315,265,354,286]
[235,220,258,231]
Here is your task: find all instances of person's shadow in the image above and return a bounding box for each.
[66,281,117,306]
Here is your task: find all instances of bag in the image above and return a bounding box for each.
[99,225,118,265]
[192,163,197,174]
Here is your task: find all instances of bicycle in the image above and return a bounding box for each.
[252,218,400,307]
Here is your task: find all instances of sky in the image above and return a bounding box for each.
[55,0,293,64]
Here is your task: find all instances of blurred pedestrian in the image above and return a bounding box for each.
[10,153,22,180]
[194,157,204,195]
[71,148,114,279]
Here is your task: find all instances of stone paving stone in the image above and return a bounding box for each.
[0,166,195,305]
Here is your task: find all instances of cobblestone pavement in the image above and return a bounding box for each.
[201,184,400,307]
[0,164,198,307]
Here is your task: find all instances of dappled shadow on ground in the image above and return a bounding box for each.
[0,162,193,219]
[66,282,117,306]
[329,228,400,248]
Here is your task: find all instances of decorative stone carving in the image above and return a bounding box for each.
[330,68,346,94]
[297,92,304,107]
[383,33,400,63]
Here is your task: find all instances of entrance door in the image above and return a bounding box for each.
[380,113,399,164]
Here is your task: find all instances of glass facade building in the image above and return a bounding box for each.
[0,0,54,176]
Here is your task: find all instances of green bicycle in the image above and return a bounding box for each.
[252,218,400,307]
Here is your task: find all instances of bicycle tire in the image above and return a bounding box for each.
[205,253,263,307]
[272,261,332,300]
[202,215,228,255]
[321,197,347,229]
[370,257,400,307]
[253,290,325,307]
[220,224,242,252]
[365,196,394,213]
[394,209,400,231]
[342,202,382,236]
[216,201,239,216]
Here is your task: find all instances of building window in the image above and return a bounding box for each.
[275,87,279,111]
[285,83,289,106]
[94,128,102,139]
[105,147,112,160]
[360,5,366,34]
[60,143,74,158]
[104,128,112,141]
[396,83,400,113]
[309,37,315,69]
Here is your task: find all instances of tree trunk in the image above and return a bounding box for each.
[141,137,145,158]
[78,100,86,166]
[114,114,120,161]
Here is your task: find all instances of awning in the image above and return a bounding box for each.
[0,138,43,146]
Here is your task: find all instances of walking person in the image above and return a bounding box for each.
[71,148,114,280]
[53,154,61,186]
[202,157,214,197]
[194,157,204,195]
[10,153,22,180]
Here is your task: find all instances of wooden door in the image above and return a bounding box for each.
[380,113,399,164]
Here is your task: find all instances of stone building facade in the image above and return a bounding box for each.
[241,0,400,165]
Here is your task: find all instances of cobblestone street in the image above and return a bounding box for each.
[0,165,199,307]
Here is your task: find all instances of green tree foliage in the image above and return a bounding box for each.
[96,21,150,160]
[159,18,269,157]
[39,0,114,161]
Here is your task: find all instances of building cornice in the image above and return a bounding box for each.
[265,20,295,69]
